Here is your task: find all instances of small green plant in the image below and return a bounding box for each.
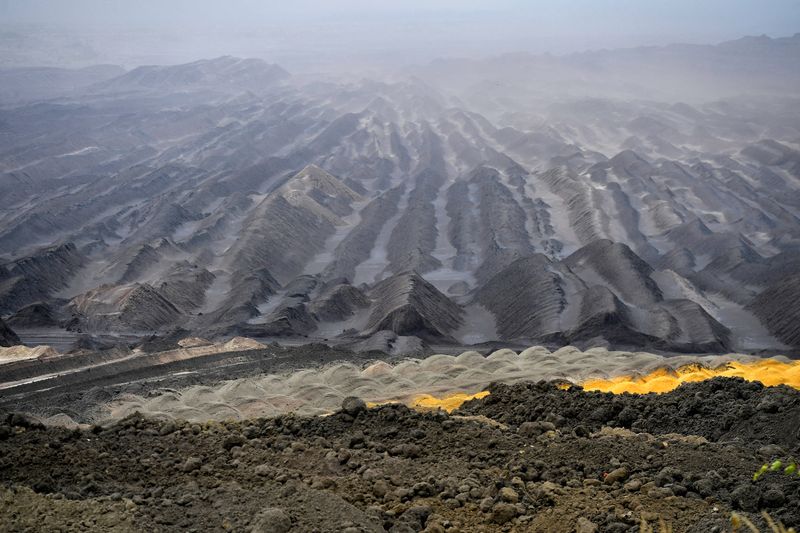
[754,459,799,481]
[731,511,796,533]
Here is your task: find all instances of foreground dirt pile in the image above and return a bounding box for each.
[1,378,798,532]
[459,377,800,451]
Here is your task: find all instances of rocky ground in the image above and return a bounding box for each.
[1,377,798,532]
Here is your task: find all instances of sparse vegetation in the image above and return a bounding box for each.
[754,459,799,481]
[731,511,796,533]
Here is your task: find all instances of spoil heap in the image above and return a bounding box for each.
[1,378,798,532]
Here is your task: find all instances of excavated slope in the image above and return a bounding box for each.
[0,318,19,347]
[365,272,464,340]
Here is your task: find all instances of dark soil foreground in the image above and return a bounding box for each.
[1,377,799,532]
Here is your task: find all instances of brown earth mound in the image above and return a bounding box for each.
[1,378,798,532]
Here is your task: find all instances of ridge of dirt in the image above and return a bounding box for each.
[0,378,798,532]
[458,377,800,450]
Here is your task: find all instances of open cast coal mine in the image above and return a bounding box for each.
[2,4,800,531]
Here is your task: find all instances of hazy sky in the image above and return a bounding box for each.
[1,0,798,67]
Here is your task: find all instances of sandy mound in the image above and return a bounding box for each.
[0,345,59,364]
[177,337,214,348]
[173,336,264,353]
[220,336,266,351]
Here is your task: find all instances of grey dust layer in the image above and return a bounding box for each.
[1,36,800,355]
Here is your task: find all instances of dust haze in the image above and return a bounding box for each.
[2,0,799,70]
[2,3,800,531]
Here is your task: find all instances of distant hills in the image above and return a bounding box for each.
[413,34,800,109]
[0,38,799,354]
